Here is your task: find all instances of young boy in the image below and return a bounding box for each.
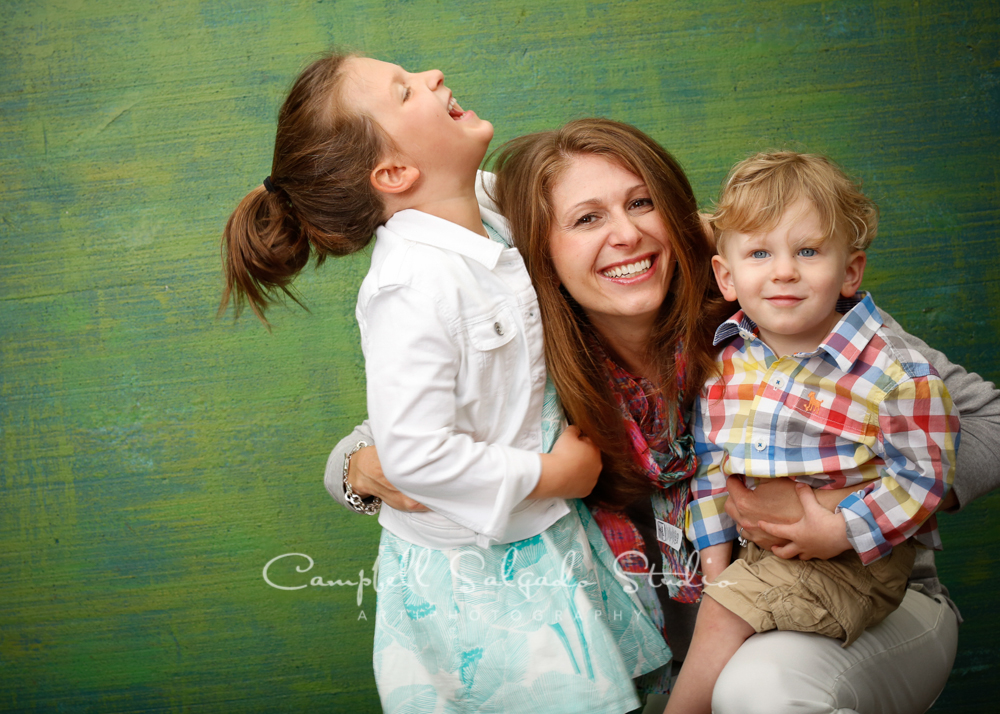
[666,152,959,714]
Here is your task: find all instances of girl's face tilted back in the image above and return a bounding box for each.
[342,58,494,187]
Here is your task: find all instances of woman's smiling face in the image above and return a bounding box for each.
[547,153,675,336]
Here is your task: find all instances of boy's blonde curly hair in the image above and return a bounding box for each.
[712,151,879,252]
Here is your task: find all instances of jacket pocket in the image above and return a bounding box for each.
[466,305,518,351]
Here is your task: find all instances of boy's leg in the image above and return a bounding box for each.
[662,594,755,714]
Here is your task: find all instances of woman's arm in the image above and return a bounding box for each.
[324,422,428,512]
[879,309,1000,508]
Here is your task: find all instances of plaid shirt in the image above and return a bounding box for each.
[685,293,959,564]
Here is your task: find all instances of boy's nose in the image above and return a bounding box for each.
[772,255,798,280]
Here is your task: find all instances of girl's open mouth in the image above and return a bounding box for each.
[448,97,473,120]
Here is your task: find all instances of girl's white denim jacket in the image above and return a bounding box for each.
[356,200,568,549]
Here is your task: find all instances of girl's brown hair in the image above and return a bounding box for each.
[489,118,731,508]
[219,51,391,324]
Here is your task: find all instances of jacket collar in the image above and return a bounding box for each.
[380,208,505,269]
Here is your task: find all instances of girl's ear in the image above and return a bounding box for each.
[841,250,867,297]
[370,160,420,195]
[712,253,738,302]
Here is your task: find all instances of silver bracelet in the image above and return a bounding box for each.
[342,440,381,515]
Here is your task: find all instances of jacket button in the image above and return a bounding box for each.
[494,322,504,336]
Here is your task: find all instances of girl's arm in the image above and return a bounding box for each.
[327,423,601,511]
[363,285,541,540]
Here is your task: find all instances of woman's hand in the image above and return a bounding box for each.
[758,483,851,560]
[724,477,799,551]
[726,477,857,557]
[348,445,428,512]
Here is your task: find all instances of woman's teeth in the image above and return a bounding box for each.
[602,257,652,279]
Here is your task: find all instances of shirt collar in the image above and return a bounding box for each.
[380,208,505,269]
[713,292,883,372]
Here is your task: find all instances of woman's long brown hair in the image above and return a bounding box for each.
[219,51,391,325]
[490,118,732,508]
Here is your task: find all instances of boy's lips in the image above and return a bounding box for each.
[765,295,805,306]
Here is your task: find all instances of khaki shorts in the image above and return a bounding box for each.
[704,540,916,646]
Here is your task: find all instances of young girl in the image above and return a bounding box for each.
[220,51,669,713]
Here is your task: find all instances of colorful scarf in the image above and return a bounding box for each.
[588,339,703,604]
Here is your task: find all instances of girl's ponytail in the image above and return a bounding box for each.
[219,51,390,324]
[220,184,311,323]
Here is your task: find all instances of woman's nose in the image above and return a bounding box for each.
[609,214,643,248]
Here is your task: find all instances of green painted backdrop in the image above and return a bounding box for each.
[2,1,997,711]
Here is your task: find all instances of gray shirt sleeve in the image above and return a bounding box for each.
[879,309,1000,509]
[324,420,375,510]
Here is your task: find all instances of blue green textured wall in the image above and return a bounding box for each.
[2,1,997,711]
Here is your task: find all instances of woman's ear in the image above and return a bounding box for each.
[841,250,867,297]
[370,160,420,195]
[712,253,738,302]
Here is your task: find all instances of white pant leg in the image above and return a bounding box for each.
[712,589,959,714]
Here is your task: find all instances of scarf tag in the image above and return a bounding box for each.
[655,518,683,551]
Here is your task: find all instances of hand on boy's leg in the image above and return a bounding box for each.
[758,483,851,560]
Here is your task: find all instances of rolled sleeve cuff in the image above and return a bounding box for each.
[474,447,542,547]
[839,492,890,564]
[686,495,738,551]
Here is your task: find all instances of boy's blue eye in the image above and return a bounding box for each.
[751,250,769,259]
[799,248,817,257]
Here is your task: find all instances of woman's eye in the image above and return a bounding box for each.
[575,214,597,226]
[799,247,817,257]
[629,198,653,210]
[751,250,769,259]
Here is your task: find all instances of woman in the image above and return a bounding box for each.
[328,119,1000,713]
